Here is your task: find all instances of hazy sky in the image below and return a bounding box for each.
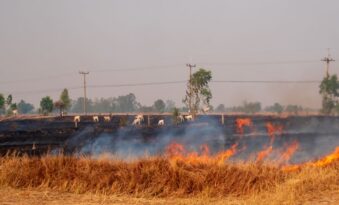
[1,0,338,108]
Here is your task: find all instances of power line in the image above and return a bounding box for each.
[8,80,321,96]
[321,49,335,77]
[0,60,323,85]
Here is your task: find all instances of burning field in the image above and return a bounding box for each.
[0,115,339,204]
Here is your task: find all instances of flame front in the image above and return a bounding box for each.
[280,141,299,163]
[256,146,273,162]
[166,142,238,165]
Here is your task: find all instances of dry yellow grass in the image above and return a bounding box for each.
[0,155,338,204]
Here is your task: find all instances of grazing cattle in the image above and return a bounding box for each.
[12,109,18,116]
[93,116,99,122]
[135,114,144,121]
[104,116,111,122]
[177,115,184,123]
[74,116,81,122]
[132,118,142,126]
[185,115,193,121]
[158,119,165,126]
[202,106,210,113]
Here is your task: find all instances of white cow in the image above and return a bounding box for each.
[202,106,210,113]
[185,115,193,121]
[93,116,99,122]
[158,119,165,126]
[74,116,81,122]
[135,114,144,121]
[177,115,184,123]
[132,118,142,126]
[104,116,111,122]
[12,109,18,116]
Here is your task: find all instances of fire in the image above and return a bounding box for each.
[166,142,185,158]
[236,118,252,134]
[165,142,238,165]
[282,146,339,172]
[280,141,299,163]
[311,146,339,167]
[265,122,283,144]
[215,144,238,165]
[256,146,273,162]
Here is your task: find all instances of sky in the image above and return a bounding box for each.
[0,0,338,109]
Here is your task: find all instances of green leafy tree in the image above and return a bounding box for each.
[265,103,284,114]
[172,107,180,125]
[54,100,65,116]
[183,68,212,117]
[17,100,34,114]
[319,75,339,114]
[6,94,12,107]
[165,100,176,112]
[60,89,71,112]
[40,96,54,115]
[215,104,226,112]
[285,105,303,115]
[153,99,165,113]
[0,94,5,114]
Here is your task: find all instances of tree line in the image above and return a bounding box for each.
[1,68,335,116]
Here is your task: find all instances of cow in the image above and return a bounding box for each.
[135,114,144,121]
[177,115,184,123]
[185,115,193,121]
[12,109,18,116]
[132,118,142,126]
[104,116,111,122]
[74,116,81,122]
[93,116,99,122]
[202,106,210,113]
[158,119,165,126]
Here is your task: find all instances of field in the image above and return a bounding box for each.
[0,153,338,205]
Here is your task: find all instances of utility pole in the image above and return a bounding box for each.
[186,63,196,116]
[79,71,89,115]
[321,49,335,78]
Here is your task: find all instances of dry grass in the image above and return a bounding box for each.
[0,155,338,204]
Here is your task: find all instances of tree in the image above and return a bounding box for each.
[40,96,54,115]
[265,103,284,114]
[0,94,4,114]
[242,101,261,114]
[285,105,303,115]
[215,104,226,112]
[183,68,212,116]
[153,99,165,113]
[6,94,12,107]
[17,100,34,114]
[114,93,140,112]
[60,89,71,112]
[172,107,180,125]
[54,101,65,116]
[319,75,339,114]
[165,100,176,112]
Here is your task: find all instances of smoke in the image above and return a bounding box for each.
[65,116,339,164]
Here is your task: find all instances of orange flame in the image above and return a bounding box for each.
[256,146,273,162]
[311,146,339,167]
[166,142,238,165]
[265,122,283,144]
[282,146,339,172]
[236,118,252,134]
[215,144,238,165]
[280,141,299,163]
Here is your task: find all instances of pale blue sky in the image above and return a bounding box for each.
[0,0,338,108]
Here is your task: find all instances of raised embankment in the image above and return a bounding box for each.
[0,114,338,159]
